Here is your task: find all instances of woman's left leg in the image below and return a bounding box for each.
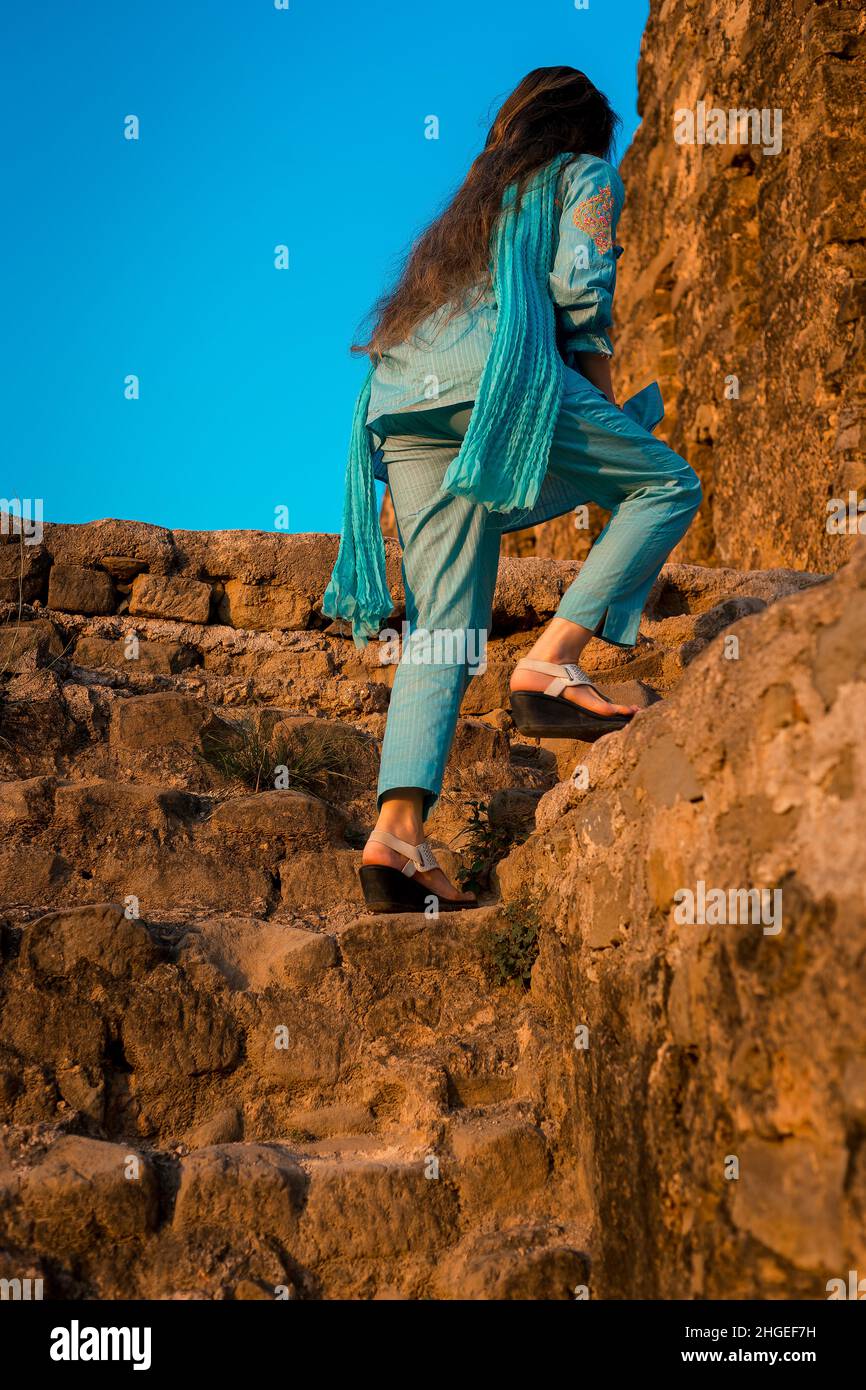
[363,425,501,904]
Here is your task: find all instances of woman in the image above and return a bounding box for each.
[324,67,702,913]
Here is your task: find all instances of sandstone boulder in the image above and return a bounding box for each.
[42,518,177,574]
[183,1106,243,1149]
[47,564,115,615]
[0,847,71,906]
[110,691,212,748]
[296,1157,459,1263]
[176,917,337,992]
[52,780,201,836]
[129,574,211,624]
[23,902,162,983]
[5,1136,158,1259]
[451,717,510,763]
[219,579,318,632]
[433,1227,589,1300]
[0,775,56,831]
[279,849,363,910]
[122,982,242,1081]
[207,789,344,846]
[73,633,201,674]
[0,539,50,604]
[447,1110,549,1216]
[173,1143,306,1245]
[497,543,866,1297]
[0,620,64,670]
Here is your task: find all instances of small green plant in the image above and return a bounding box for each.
[480,897,543,989]
[202,720,373,797]
[453,799,520,895]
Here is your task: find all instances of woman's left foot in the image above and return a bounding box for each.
[360,830,477,913]
[509,659,638,740]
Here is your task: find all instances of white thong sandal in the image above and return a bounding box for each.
[510,659,635,740]
[359,829,478,914]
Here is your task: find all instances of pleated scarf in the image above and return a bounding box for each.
[323,152,572,645]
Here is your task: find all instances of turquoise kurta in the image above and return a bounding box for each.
[368,153,625,464]
[342,150,702,814]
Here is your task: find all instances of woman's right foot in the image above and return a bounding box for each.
[509,659,637,740]
[510,659,638,718]
[360,829,477,911]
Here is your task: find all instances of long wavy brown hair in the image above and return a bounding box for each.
[356,67,620,358]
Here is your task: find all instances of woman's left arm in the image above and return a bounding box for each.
[549,156,625,370]
[574,349,616,405]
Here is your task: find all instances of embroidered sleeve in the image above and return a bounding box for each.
[549,157,625,359]
[572,183,614,254]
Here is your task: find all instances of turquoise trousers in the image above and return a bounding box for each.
[377,369,702,815]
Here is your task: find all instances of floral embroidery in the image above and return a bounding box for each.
[573,184,614,254]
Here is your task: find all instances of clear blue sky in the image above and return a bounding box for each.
[2,0,649,534]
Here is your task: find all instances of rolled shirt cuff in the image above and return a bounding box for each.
[567,331,614,359]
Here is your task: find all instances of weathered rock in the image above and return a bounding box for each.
[3,1136,158,1259]
[0,539,51,604]
[129,574,212,624]
[219,580,318,632]
[23,902,162,983]
[74,633,201,674]
[0,983,107,1076]
[338,910,490,986]
[122,981,242,1080]
[175,916,335,992]
[0,506,861,1299]
[173,1143,306,1244]
[297,1157,459,1263]
[0,846,72,905]
[99,556,149,583]
[249,998,350,1089]
[0,619,64,670]
[52,780,200,836]
[42,518,177,574]
[267,926,338,987]
[47,564,115,615]
[447,1110,549,1215]
[491,557,582,632]
[497,543,866,1297]
[207,789,344,847]
[611,0,866,574]
[0,775,56,830]
[184,1106,243,1149]
[110,691,211,748]
[176,530,404,614]
[279,849,363,910]
[459,663,512,714]
[433,1227,589,1300]
[451,717,510,763]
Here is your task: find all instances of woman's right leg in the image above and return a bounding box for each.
[363,426,500,903]
[510,374,702,711]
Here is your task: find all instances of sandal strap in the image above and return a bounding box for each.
[514,658,601,700]
[367,829,438,877]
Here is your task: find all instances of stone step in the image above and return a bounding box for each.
[1,641,548,848]
[0,1101,585,1298]
[0,778,352,914]
[0,903,534,1149]
[0,735,547,912]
